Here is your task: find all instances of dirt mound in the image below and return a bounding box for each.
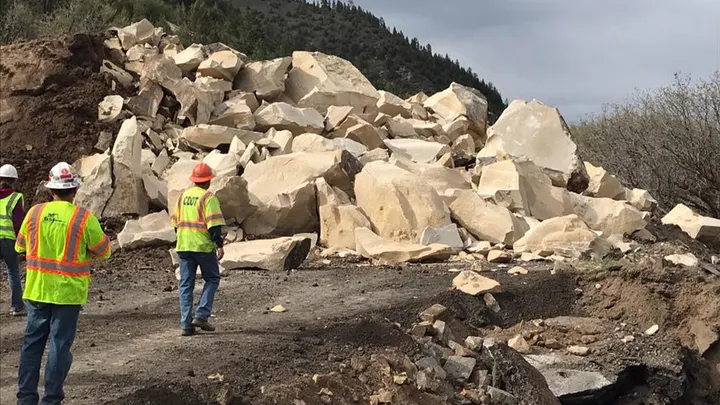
[0,34,119,202]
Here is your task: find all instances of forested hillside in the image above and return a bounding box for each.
[0,0,507,121]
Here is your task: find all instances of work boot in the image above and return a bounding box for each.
[192,318,215,332]
[181,327,196,337]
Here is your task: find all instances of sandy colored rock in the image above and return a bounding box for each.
[285,51,380,114]
[126,44,158,62]
[354,161,452,242]
[74,152,113,218]
[165,159,198,217]
[316,178,371,250]
[197,50,244,82]
[354,227,453,264]
[325,106,355,132]
[584,162,625,199]
[101,60,134,88]
[624,188,657,212]
[181,125,250,150]
[406,92,429,104]
[225,91,260,112]
[221,236,312,272]
[452,270,502,296]
[419,224,464,248]
[116,19,156,50]
[242,151,361,236]
[345,121,385,150]
[571,195,646,236]
[452,134,475,156]
[392,158,472,196]
[254,102,324,135]
[143,172,168,209]
[488,250,513,263]
[384,138,451,164]
[424,82,488,138]
[117,211,176,250]
[172,43,206,73]
[233,57,291,101]
[127,80,163,118]
[104,117,147,218]
[377,90,413,118]
[662,204,720,249]
[513,215,610,258]
[208,97,255,129]
[98,95,124,122]
[384,116,418,138]
[508,335,532,353]
[449,190,529,245]
[208,176,254,226]
[478,99,589,192]
[140,55,182,91]
[291,133,335,154]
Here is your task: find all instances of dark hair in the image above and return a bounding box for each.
[0,177,14,188]
[194,180,211,188]
[51,187,77,199]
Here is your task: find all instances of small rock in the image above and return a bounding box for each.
[712,255,718,265]
[487,387,518,405]
[420,303,449,323]
[488,249,513,263]
[483,293,501,313]
[433,320,455,345]
[393,372,408,385]
[621,335,635,343]
[318,388,333,396]
[508,335,532,354]
[544,338,563,350]
[567,345,590,356]
[410,321,433,337]
[664,253,699,267]
[508,266,528,275]
[645,324,659,336]
[465,336,484,351]
[453,270,502,296]
[415,357,447,380]
[270,305,287,313]
[581,335,598,344]
[443,356,476,382]
[369,388,393,404]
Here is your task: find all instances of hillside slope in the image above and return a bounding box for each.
[0,0,506,121]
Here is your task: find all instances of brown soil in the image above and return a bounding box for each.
[0,34,120,202]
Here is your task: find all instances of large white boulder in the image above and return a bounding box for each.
[116,19,156,50]
[254,102,325,135]
[376,90,413,118]
[103,117,148,218]
[449,190,529,245]
[117,211,176,250]
[142,172,168,209]
[424,82,488,139]
[209,176,255,226]
[584,162,625,199]
[74,152,113,218]
[165,159,198,218]
[662,204,720,248]
[392,158,472,196]
[241,151,362,236]
[384,138,451,164]
[513,215,610,258]
[233,57,291,101]
[197,50,244,82]
[173,43,206,74]
[354,227,453,264]
[284,51,380,114]
[354,161,452,242]
[624,188,658,212]
[180,125,250,150]
[316,178,371,250]
[208,97,255,129]
[571,195,646,236]
[221,236,312,271]
[98,95,124,123]
[478,99,590,193]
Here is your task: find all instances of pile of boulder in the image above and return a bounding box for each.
[74,19,720,272]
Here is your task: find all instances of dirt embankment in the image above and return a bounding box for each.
[0,34,119,202]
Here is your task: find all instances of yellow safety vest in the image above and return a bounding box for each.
[170,186,225,253]
[15,201,112,305]
[0,192,23,240]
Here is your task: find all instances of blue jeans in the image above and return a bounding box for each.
[1,238,24,312]
[17,301,81,405]
[178,251,220,330]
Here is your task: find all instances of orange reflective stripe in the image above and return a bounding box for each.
[30,256,92,267]
[65,207,89,263]
[28,204,46,257]
[176,221,206,230]
[16,232,26,247]
[26,257,91,277]
[206,213,224,222]
[89,235,110,256]
[197,192,211,222]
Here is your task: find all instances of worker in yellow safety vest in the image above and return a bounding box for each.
[0,163,27,316]
[170,162,226,336]
[15,162,111,405]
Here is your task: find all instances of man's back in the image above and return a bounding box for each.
[16,200,111,305]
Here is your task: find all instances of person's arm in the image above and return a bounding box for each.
[14,205,33,255]
[204,195,226,258]
[85,214,111,261]
[11,196,25,236]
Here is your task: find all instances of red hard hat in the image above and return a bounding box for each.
[189,162,215,183]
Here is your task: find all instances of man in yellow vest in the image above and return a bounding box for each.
[0,164,27,316]
[15,162,111,405]
[170,162,226,336]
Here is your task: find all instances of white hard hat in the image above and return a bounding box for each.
[0,164,18,179]
[45,162,81,190]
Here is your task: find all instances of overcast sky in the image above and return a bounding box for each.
[351,0,720,121]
